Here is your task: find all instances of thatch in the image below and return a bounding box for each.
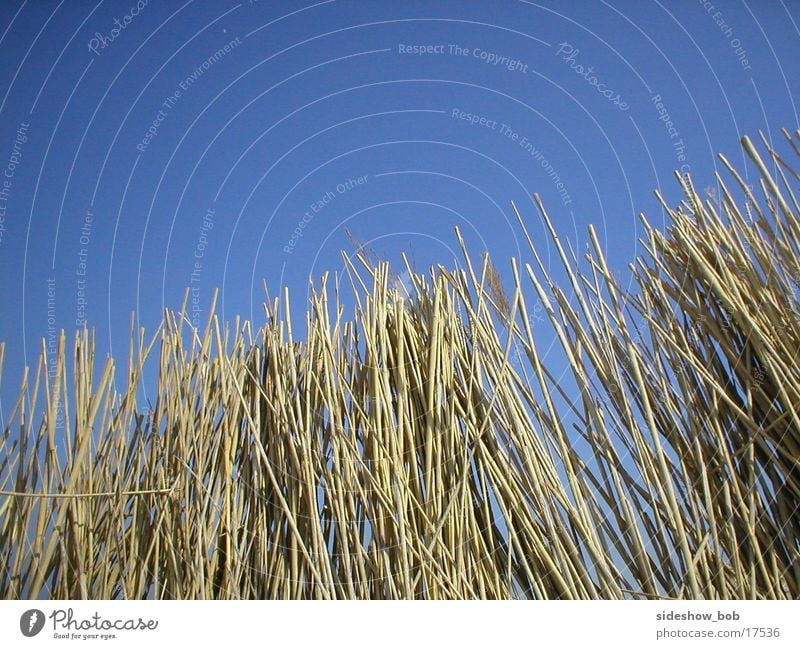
[1,131,798,599]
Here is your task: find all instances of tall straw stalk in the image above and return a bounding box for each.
[1,132,798,599]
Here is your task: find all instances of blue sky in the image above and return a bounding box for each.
[0,0,798,412]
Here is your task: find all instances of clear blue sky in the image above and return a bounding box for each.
[0,0,798,413]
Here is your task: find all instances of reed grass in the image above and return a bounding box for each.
[1,131,798,599]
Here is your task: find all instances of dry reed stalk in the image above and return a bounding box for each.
[1,132,799,599]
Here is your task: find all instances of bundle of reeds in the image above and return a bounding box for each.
[1,131,798,599]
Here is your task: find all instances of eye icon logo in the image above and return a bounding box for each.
[20,609,45,637]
